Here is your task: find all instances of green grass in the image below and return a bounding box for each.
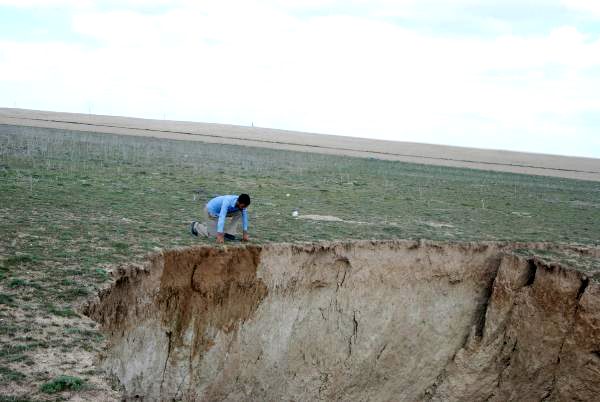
[1,124,599,253]
[45,304,78,318]
[4,255,38,266]
[0,341,48,364]
[39,375,85,394]
[0,123,598,306]
[0,396,32,402]
[0,365,26,382]
[0,293,16,307]
[0,123,599,397]
[7,279,41,290]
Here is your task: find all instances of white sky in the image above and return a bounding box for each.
[1,0,600,157]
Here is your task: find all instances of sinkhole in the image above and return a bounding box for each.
[84,240,600,402]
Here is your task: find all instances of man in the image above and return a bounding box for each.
[190,193,250,243]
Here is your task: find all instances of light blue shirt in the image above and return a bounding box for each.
[206,195,249,233]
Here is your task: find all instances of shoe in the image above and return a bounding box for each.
[190,221,198,237]
[224,233,236,241]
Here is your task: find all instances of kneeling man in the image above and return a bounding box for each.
[191,193,250,243]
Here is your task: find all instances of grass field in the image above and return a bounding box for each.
[1,124,599,400]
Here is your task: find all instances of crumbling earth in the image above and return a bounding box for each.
[85,240,600,401]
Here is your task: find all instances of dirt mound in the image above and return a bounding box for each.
[85,240,600,401]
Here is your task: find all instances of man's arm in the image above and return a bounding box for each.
[216,199,230,243]
[242,209,249,241]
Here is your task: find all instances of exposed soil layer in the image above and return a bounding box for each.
[85,240,600,401]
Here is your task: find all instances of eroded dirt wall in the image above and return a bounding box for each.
[427,255,597,401]
[85,240,600,402]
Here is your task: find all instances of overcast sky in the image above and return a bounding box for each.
[1,0,599,158]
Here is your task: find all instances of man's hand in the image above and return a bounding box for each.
[242,232,249,242]
[216,233,225,244]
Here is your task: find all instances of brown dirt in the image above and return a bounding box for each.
[158,247,268,356]
[85,240,600,401]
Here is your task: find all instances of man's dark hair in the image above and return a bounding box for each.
[238,193,251,206]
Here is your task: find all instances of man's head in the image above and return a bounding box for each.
[236,193,251,209]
